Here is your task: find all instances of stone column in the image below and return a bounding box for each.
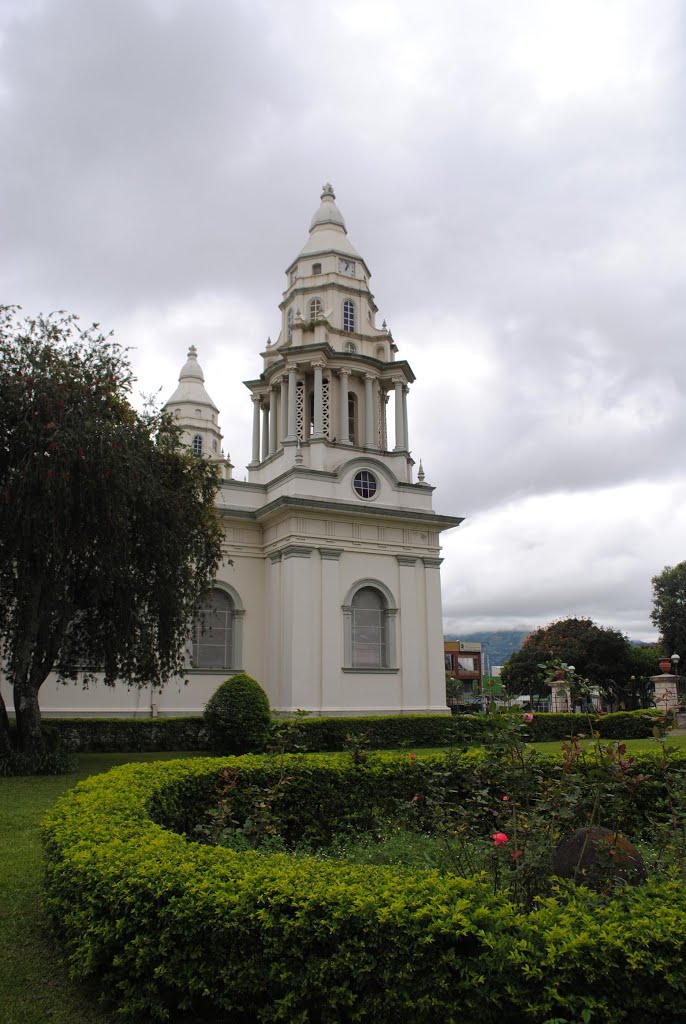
[652,672,680,712]
[394,379,405,451]
[312,362,324,439]
[279,376,288,445]
[402,385,409,451]
[268,386,278,455]
[261,403,269,460]
[339,369,351,444]
[381,390,389,450]
[250,394,261,464]
[364,374,376,448]
[286,363,298,442]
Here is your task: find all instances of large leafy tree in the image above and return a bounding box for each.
[0,307,223,755]
[651,562,686,665]
[501,617,640,706]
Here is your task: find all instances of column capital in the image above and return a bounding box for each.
[339,367,352,378]
[364,372,378,384]
[312,359,326,371]
[272,375,283,387]
[285,362,298,373]
[251,394,262,404]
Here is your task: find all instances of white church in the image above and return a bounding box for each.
[7,186,462,718]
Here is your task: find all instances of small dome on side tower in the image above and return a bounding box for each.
[164,346,228,474]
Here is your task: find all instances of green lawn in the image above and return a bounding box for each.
[0,752,203,1024]
[529,734,686,755]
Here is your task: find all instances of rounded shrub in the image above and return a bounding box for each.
[203,672,272,753]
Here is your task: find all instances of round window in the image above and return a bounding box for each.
[353,470,378,499]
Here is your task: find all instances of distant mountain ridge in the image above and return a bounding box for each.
[445,631,659,669]
[444,631,529,669]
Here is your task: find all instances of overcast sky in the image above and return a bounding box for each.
[2,0,684,641]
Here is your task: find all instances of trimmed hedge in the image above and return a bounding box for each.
[30,708,661,755]
[292,709,662,749]
[34,717,208,753]
[526,709,662,743]
[43,751,686,1023]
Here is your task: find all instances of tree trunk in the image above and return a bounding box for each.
[14,679,45,755]
[0,690,13,755]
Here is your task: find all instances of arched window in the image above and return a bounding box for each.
[351,587,386,667]
[344,340,356,354]
[287,307,294,343]
[192,589,234,669]
[342,581,397,671]
[343,300,355,333]
[192,434,203,457]
[309,297,322,320]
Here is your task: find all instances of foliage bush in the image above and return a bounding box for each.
[203,672,272,753]
[594,709,664,739]
[21,716,208,752]
[288,712,497,750]
[524,709,661,742]
[43,750,686,1023]
[0,749,77,776]
[288,709,661,750]
[22,708,661,756]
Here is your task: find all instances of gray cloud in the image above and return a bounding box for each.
[1,0,684,639]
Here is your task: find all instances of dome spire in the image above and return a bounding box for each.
[309,182,347,233]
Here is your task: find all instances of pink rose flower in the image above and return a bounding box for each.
[502,795,510,802]
[523,713,534,723]
[492,832,509,847]
[511,849,523,861]
[409,753,417,761]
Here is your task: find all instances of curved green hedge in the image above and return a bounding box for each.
[43,752,686,1023]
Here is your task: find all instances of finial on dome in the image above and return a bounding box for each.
[177,344,204,382]
[309,183,346,232]
[417,460,425,483]
[266,336,272,347]
[382,319,388,330]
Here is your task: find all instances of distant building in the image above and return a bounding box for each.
[444,641,483,696]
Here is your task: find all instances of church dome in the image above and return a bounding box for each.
[298,183,362,260]
[165,345,219,412]
[309,183,347,231]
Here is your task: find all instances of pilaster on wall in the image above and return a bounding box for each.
[266,551,283,707]
[280,545,317,709]
[319,548,343,710]
[422,556,448,713]
[397,555,421,708]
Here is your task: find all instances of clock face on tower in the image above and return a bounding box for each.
[338,258,356,276]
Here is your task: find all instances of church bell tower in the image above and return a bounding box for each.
[244,184,415,482]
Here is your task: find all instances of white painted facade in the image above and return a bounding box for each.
[3,186,461,718]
